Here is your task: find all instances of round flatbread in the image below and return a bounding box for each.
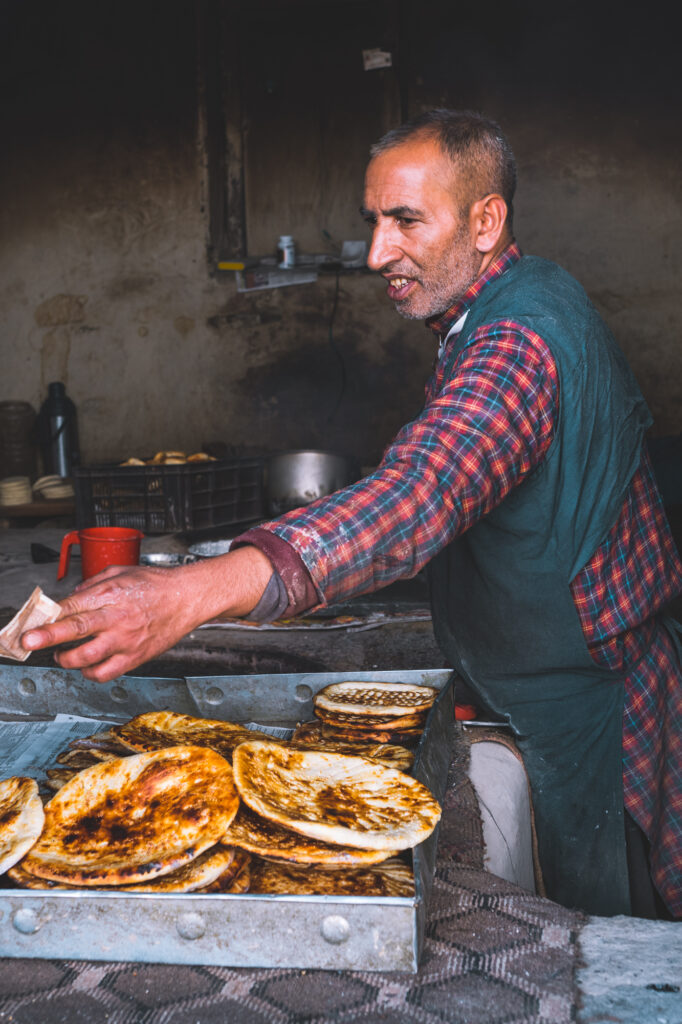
[56,748,119,767]
[196,848,251,893]
[111,711,272,762]
[115,844,237,892]
[22,745,239,886]
[314,708,426,730]
[67,730,133,755]
[319,722,423,745]
[314,681,439,718]
[8,860,70,889]
[249,855,414,897]
[0,777,45,875]
[232,741,441,851]
[223,802,396,866]
[290,720,414,771]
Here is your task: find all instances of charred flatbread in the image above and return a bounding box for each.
[314,708,426,730]
[115,844,237,892]
[249,855,414,897]
[233,741,441,851]
[7,860,70,889]
[319,722,423,745]
[197,848,251,893]
[314,680,438,718]
[111,711,273,761]
[44,768,79,792]
[0,777,45,875]
[66,730,133,755]
[291,720,414,771]
[223,802,396,866]
[22,745,239,886]
[56,748,119,766]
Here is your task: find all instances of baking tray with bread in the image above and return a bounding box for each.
[0,667,454,972]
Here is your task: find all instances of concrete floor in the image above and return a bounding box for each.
[577,916,682,1024]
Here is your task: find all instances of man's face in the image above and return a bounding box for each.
[362,137,483,320]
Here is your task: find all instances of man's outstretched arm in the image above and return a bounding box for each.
[20,545,274,682]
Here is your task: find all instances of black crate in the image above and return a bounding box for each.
[74,459,264,534]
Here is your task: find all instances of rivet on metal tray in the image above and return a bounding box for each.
[176,912,206,940]
[204,687,224,705]
[110,686,128,703]
[294,684,313,703]
[13,908,41,934]
[19,677,36,696]
[320,915,350,944]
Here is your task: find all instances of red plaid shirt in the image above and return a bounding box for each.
[238,243,682,916]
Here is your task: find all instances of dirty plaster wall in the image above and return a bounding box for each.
[0,1,680,473]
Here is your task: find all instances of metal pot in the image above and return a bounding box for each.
[265,450,359,515]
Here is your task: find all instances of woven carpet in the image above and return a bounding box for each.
[0,729,585,1024]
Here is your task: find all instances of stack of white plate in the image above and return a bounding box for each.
[32,475,75,500]
[0,476,33,506]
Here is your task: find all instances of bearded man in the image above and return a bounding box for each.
[23,109,682,920]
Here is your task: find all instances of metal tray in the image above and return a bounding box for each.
[0,666,454,972]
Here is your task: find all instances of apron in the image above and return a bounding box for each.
[428,255,652,915]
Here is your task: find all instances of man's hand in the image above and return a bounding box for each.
[20,547,273,682]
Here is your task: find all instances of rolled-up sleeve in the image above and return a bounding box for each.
[235,323,558,613]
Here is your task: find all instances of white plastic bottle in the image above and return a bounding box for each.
[277,235,296,269]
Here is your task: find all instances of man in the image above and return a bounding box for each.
[23,110,681,920]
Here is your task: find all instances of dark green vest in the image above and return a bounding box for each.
[428,255,652,915]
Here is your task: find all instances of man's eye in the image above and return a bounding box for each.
[397,217,416,227]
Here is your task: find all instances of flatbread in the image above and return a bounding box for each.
[0,777,45,874]
[22,745,239,885]
[47,749,122,790]
[319,722,423,745]
[232,741,441,851]
[66,730,133,755]
[7,860,70,889]
[111,711,272,761]
[115,844,237,892]
[249,856,414,897]
[56,748,119,766]
[8,845,237,894]
[223,802,396,865]
[44,768,79,791]
[314,708,426,730]
[197,849,251,893]
[314,681,439,718]
[290,720,414,771]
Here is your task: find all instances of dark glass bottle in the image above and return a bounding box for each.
[37,382,80,478]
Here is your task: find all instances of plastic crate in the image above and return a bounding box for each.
[74,458,265,534]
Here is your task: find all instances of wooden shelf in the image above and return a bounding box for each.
[0,499,75,519]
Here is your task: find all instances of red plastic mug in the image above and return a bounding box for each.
[57,527,144,581]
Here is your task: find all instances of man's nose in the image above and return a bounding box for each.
[367,224,402,272]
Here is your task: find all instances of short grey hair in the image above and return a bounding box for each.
[370,108,517,227]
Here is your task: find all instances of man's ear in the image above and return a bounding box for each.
[471,194,509,253]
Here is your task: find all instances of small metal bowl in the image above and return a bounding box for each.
[140,552,197,567]
[186,540,233,559]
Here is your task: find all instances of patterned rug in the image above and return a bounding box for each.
[0,730,585,1024]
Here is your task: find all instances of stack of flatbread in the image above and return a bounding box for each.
[2,695,442,899]
[225,739,440,895]
[3,746,247,894]
[309,680,439,744]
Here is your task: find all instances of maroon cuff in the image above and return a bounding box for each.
[230,528,320,616]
